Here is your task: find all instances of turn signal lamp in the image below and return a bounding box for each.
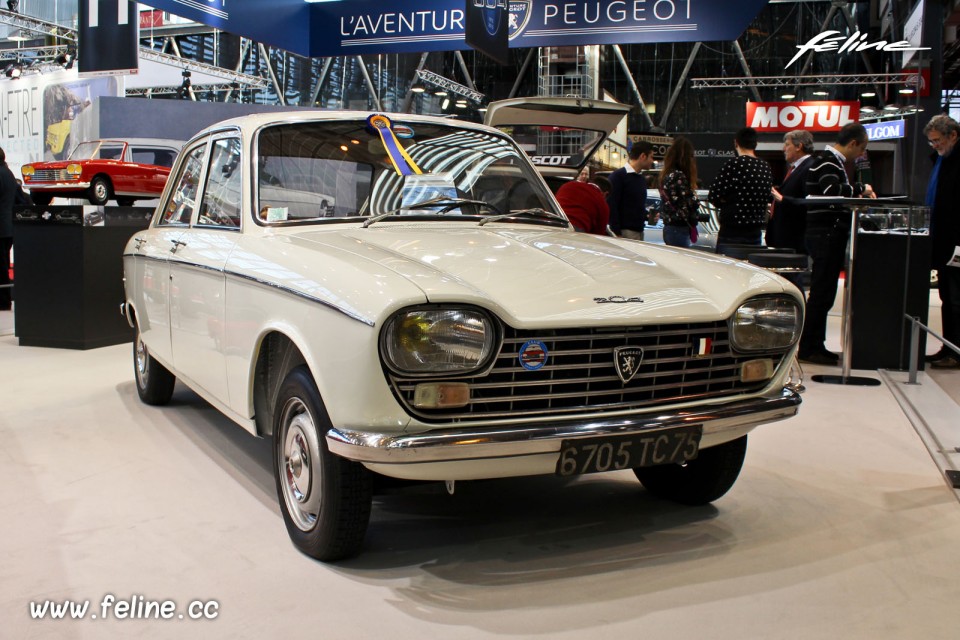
[740,359,775,383]
[413,382,470,409]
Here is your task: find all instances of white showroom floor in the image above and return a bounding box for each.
[1,299,959,640]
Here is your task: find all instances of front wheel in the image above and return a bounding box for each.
[633,435,748,505]
[88,176,112,205]
[133,325,176,405]
[273,366,372,561]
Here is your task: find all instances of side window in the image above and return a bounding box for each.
[159,144,206,226]
[132,148,178,168]
[198,138,242,229]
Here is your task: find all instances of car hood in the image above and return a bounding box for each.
[282,224,791,328]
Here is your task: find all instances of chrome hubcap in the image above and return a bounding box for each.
[135,333,148,388]
[95,183,107,200]
[279,397,322,531]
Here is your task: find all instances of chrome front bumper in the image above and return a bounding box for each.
[326,389,801,466]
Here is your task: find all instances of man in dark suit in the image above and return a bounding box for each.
[767,130,815,253]
[0,146,24,311]
[606,140,654,240]
[798,123,876,365]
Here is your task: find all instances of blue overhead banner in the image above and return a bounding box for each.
[141,1,312,56]
[143,0,769,58]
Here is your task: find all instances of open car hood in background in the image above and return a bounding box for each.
[483,97,631,174]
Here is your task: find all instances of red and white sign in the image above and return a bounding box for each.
[746,101,860,132]
[139,9,164,29]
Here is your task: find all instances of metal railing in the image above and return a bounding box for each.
[905,314,960,384]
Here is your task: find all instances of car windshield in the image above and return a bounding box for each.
[255,120,562,225]
[69,141,125,161]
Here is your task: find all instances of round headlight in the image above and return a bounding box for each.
[730,296,803,351]
[382,308,496,374]
[66,164,83,176]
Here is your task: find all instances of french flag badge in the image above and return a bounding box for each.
[694,337,713,357]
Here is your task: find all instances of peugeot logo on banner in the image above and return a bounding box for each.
[507,1,532,40]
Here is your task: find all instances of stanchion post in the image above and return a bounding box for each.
[908,315,920,385]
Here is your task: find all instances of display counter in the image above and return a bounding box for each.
[13,206,152,349]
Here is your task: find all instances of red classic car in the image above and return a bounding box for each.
[21,138,184,206]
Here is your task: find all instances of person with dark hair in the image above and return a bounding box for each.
[767,129,816,252]
[556,175,610,235]
[798,122,876,365]
[709,127,773,250]
[606,140,654,240]
[0,146,28,311]
[658,136,700,247]
[923,114,960,368]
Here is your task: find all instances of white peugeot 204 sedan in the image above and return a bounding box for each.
[122,110,804,561]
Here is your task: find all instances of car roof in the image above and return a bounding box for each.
[189,110,507,144]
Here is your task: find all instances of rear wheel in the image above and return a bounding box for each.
[273,366,372,561]
[88,176,112,205]
[133,325,176,405]
[633,435,748,505]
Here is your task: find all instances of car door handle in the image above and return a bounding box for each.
[169,239,187,253]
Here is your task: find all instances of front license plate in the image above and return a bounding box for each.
[555,426,702,477]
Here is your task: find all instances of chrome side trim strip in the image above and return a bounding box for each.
[326,389,801,464]
[123,253,374,326]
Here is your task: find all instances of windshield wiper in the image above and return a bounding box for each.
[477,207,567,227]
[362,196,502,228]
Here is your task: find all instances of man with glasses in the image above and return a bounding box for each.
[798,123,876,365]
[768,129,816,253]
[923,114,960,368]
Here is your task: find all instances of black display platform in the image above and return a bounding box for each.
[849,232,930,371]
[13,206,152,349]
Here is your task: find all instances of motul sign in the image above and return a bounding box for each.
[746,101,860,132]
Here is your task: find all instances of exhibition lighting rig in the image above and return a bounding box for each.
[138,47,269,90]
[0,7,75,42]
[690,73,924,90]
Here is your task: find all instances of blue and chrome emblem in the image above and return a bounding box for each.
[518,339,548,371]
[476,0,506,36]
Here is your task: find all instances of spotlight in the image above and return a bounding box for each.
[176,69,192,99]
[411,86,425,93]
[5,62,22,79]
[8,29,29,41]
[54,47,76,70]
[6,0,19,13]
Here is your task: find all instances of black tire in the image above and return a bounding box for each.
[88,176,112,206]
[117,197,136,207]
[30,193,52,207]
[633,435,748,505]
[133,325,176,406]
[273,366,372,561]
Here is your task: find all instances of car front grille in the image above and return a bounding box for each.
[388,322,788,423]
[31,169,66,182]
